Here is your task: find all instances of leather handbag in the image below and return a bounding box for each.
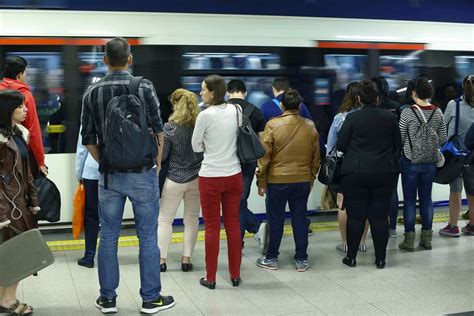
[234,104,265,164]
[0,225,55,287]
[435,99,470,184]
[318,148,343,186]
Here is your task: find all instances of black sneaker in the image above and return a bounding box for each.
[140,295,175,314]
[95,296,117,314]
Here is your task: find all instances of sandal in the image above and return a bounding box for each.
[2,300,33,315]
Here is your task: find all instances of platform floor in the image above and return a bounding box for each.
[15,222,474,316]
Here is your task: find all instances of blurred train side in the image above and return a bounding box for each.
[1,9,471,224]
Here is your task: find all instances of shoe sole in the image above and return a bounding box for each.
[140,301,176,314]
[462,231,474,235]
[296,267,309,272]
[256,263,278,270]
[95,302,117,314]
[399,246,415,252]
[439,232,460,237]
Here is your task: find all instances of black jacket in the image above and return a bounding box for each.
[336,106,402,175]
[466,123,474,150]
[228,98,265,134]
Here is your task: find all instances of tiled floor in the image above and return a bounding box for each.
[17,222,474,315]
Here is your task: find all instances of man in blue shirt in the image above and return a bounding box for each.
[260,77,312,122]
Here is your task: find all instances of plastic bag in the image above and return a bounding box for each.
[34,174,61,222]
[72,183,85,240]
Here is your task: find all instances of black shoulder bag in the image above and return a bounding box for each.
[234,104,265,164]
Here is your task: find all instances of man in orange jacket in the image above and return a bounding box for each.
[0,56,48,176]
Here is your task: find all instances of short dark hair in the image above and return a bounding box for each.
[105,37,131,67]
[3,56,27,79]
[281,89,302,110]
[204,74,226,105]
[272,77,290,92]
[359,80,379,106]
[371,76,389,98]
[0,90,25,137]
[227,79,246,94]
[414,77,434,99]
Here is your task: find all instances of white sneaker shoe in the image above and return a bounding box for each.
[254,222,269,254]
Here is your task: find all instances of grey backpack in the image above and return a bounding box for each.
[408,105,439,164]
[104,77,157,171]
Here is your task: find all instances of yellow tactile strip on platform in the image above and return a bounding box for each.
[46,212,452,252]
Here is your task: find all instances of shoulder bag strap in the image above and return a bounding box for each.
[129,76,143,96]
[272,98,282,110]
[455,99,460,136]
[273,117,304,157]
[243,103,255,118]
[412,104,428,123]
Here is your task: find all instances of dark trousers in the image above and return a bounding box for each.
[341,173,397,261]
[83,179,100,259]
[239,162,261,240]
[389,180,399,230]
[266,182,311,260]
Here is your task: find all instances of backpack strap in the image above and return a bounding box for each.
[243,103,256,118]
[129,76,143,96]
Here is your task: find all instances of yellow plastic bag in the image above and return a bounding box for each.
[72,183,85,240]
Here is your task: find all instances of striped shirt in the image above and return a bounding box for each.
[81,71,163,171]
[399,105,447,160]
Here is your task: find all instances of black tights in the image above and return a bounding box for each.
[341,173,397,260]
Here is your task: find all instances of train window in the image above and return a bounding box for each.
[7,52,64,154]
[324,54,368,91]
[182,53,281,70]
[78,52,108,91]
[181,76,272,108]
[455,56,474,83]
[379,55,420,91]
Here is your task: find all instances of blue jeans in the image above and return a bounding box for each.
[266,182,311,260]
[400,157,436,232]
[98,168,161,301]
[239,162,261,239]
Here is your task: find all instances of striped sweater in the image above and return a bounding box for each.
[399,105,447,160]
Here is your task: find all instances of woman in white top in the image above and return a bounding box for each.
[192,75,243,289]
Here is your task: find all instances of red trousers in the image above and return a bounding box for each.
[199,173,243,282]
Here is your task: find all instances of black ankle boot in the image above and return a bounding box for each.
[231,277,241,287]
[375,259,386,269]
[342,256,356,267]
[160,263,167,272]
[181,263,193,272]
[200,277,216,290]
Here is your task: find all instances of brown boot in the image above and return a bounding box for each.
[399,232,415,251]
[419,229,433,250]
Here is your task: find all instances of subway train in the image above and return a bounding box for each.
[0,9,472,224]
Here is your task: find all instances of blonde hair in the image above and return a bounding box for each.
[168,88,199,127]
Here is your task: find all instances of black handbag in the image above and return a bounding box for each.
[318,149,342,186]
[463,153,474,195]
[234,104,265,164]
[33,174,61,222]
[434,99,470,184]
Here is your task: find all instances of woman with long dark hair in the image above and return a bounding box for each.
[0,90,40,315]
[192,75,243,289]
[337,80,401,269]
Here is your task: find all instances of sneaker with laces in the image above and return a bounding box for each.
[254,222,268,254]
[95,296,117,314]
[295,259,309,272]
[140,295,175,314]
[256,257,278,270]
[439,224,460,237]
[461,223,474,235]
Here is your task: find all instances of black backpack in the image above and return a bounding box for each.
[103,77,158,171]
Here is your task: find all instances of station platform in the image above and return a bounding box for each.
[20,211,474,315]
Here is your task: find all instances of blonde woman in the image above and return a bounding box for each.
[158,89,203,272]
